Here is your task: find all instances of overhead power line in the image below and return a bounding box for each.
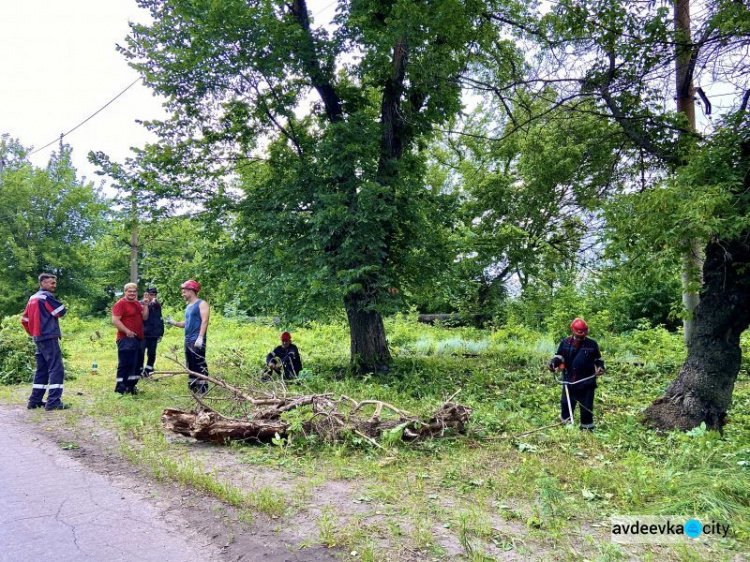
[30,77,143,156]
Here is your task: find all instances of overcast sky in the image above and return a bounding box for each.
[0,0,336,187]
[4,1,730,190]
[0,0,169,184]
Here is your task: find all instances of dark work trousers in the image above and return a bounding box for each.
[28,338,65,410]
[560,385,596,429]
[185,341,209,394]
[141,337,159,376]
[116,337,143,394]
[281,357,298,379]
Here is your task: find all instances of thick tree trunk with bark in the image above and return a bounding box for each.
[345,293,391,371]
[644,234,750,431]
[129,199,139,284]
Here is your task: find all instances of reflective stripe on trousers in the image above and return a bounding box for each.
[115,337,144,394]
[29,338,65,408]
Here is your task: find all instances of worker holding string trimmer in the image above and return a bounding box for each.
[548,318,605,431]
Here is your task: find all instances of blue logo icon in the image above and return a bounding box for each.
[684,519,702,538]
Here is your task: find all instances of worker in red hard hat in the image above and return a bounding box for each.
[570,318,588,337]
[265,331,303,379]
[548,318,605,430]
[166,279,211,394]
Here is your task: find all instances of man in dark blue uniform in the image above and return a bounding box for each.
[549,318,605,430]
[141,287,164,377]
[21,273,68,410]
[266,332,303,379]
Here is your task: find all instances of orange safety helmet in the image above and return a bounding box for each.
[181,279,201,292]
[570,318,589,337]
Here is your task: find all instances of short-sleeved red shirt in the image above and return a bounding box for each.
[112,298,144,340]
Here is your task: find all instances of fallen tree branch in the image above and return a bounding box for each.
[159,364,471,446]
[162,401,471,445]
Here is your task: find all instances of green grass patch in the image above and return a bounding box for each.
[4,313,749,558]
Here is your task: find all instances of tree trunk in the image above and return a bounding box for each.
[674,0,702,344]
[680,239,702,344]
[644,234,750,431]
[130,222,139,284]
[345,293,391,372]
[129,197,139,284]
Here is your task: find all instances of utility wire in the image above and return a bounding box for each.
[30,77,142,156]
[313,0,338,17]
[27,3,340,159]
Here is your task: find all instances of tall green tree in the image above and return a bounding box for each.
[494,0,750,430]
[121,0,516,370]
[605,115,750,431]
[434,97,625,306]
[0,136,106,316]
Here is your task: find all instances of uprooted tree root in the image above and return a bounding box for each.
[156,360,471,445]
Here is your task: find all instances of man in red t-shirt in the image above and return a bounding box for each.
[111,283,149,395]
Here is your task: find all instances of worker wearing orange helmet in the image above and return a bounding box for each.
[548,318,605,430]
[166,279,211,394]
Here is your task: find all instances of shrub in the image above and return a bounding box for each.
[604,322,685,372]
[0,315,36,385]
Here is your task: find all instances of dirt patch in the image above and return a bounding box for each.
[5,405,339,562]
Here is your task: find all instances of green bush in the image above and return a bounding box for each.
[603,322,686,373]
[0,315,36,385]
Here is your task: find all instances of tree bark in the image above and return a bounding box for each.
[680,238,702,344]
[289,0,343,123]
[674,0,703,344]
[345,292,391,371]
[129,198,139,284]
[644,234,750,431]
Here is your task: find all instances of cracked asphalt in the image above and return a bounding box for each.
[0,409,218,562]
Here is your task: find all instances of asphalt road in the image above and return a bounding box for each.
[0,408,218,562]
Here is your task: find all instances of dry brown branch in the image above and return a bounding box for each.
[190,393,233,421]
[164,355,283,406]
[354,429,388,451]
[348,399,412,419]
[159,367,471,446]
[445,389,462,403]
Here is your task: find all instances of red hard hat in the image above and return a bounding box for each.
[181,279,201,292]
[281,331,291,341]
[570,318,589,336]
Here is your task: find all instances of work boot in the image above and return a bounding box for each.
[27,401,46,409]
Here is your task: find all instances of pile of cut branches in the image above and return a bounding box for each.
[156,362,471,446]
